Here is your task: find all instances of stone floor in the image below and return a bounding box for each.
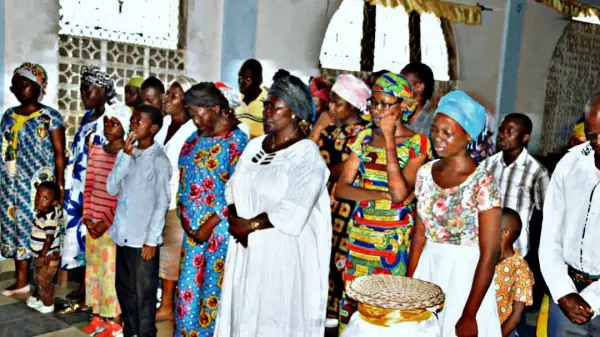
[0,259,538,337]
[0,259,174,337]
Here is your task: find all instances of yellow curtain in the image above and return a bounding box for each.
[534,0,600,19]
[365,0,482,25]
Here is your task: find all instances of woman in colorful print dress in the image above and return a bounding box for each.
[0,63,66,296]
[335,73,432,332]
[407,91,503,337]
[62,66,116,303]
[175,82,248,337]
[309,74,371,322]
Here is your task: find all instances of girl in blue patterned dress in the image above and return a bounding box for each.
[0,63,66,296]
[175,82,248,337]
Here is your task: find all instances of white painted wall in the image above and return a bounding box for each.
[2,0,221,114]
[513,4,567,154]
[185,0,223,82]
[255,0,339,86]
[3,0,59,112]
[1,0,572,154]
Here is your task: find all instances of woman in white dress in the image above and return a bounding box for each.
[215,70,332,337]
[407,91,502,337]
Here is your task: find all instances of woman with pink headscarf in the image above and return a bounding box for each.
[309,74,371,326]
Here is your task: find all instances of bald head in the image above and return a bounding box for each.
[501,208,522,245]
[585,91,600,116]
[584,92,600,153]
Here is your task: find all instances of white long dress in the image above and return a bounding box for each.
[215,136,332,337]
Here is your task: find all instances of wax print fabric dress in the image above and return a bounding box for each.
[317,121,368,318]
[413,161,503,337]
[175,127,247,337]
[62,109,106,269]
[339,130,432,331]
[0,106,64,259]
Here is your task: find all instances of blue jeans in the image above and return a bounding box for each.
[548,297,600,337]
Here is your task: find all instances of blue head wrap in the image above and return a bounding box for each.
[435,90,487,140]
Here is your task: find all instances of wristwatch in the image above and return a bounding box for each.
[250,221,260,231]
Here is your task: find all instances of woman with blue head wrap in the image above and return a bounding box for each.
[407,90,503,337]
[334,73,434,333]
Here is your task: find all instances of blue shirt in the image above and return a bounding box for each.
[107,142,172,248]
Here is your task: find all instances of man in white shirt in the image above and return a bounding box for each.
[540,92,600,336]
[482,113,550,257]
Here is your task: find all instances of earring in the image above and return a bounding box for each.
[291,114,296,120]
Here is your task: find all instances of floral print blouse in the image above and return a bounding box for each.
[415,161,502,246]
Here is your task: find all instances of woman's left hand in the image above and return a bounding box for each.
[455,314,478,337]
[228,216,252,247]
[380,110,399,139]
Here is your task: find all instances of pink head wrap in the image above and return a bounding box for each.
[332,74,371,112]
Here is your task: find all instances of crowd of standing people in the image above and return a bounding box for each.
[0,58,599,337]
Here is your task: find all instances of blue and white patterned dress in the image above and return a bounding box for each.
[174,127,247,337]
[0,106,64,260]
[61,109,106,269]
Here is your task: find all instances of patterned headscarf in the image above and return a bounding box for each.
[13,62,48,101]
[269,69,316,122]
[125,76,144,88]
[174,75,197,93]
[215,82,242,109]
[372,73,417,123]
[332,74,371,112]
[310,77,333,103]
[80,65,116,103]
[435,90,487,140]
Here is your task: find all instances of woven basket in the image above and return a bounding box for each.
[346,275,445,310]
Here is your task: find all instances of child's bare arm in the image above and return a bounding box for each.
[501,301,525,337]
[37,234,55,261]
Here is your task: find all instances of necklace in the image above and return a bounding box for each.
[269,129,298,151]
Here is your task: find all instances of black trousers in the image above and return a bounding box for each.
[115,245,159,337]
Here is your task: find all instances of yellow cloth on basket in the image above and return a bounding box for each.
[357,302,437,327]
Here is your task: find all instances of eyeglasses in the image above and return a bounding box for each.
[367,98,401,112]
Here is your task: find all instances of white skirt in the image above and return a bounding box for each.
[413,240,501,337]
[341,310,441,337]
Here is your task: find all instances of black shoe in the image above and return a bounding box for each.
[66,289,84,302]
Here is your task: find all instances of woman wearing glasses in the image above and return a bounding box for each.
[335,73,432,332]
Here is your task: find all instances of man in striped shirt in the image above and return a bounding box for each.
[481,113,550,257]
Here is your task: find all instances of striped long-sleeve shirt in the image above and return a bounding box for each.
[83,145,119,226]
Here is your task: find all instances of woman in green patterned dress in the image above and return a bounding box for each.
[334,73,432,333]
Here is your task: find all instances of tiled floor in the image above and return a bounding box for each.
[0,259,174,337]
[0,259,538,337]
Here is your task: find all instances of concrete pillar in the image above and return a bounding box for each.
[220,0,258,89]
[495,0,527,125]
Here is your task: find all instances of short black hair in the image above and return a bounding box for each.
[504,113,533,135]
[240,59,263,79]
[135,103,164,130]
[141,77,165,94]
[37,181,61,201]
[502,207,522,245]
[401,62,435,101]
[372,69,390,78]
